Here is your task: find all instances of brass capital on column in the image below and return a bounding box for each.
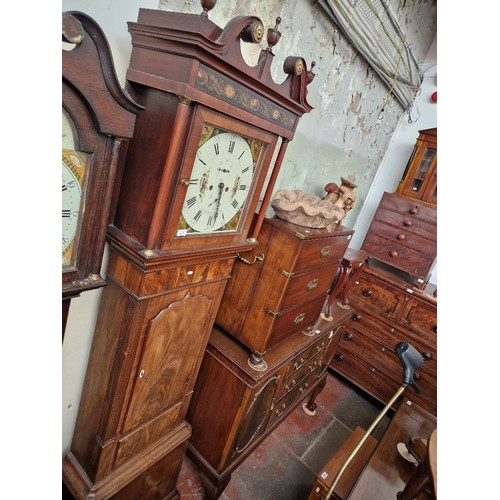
[178,95,192,106]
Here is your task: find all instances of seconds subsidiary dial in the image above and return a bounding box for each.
[179,126,262,234]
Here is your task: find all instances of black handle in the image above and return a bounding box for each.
[394,342,425,394]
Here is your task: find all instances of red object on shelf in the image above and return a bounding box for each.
[431,91,437,102]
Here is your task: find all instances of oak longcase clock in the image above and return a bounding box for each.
[63,2,314,499]
[62,11,141,336]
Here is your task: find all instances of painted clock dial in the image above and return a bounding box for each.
[178,125,264,235]
[62,149,86,268]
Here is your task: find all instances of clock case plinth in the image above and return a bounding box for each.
[63,4,314,500]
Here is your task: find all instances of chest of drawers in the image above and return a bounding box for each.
[360,192,436,287]
[187,304,351,498]
[216,216,353,365]
[330,260,437,415]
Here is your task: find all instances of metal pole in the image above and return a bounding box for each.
[324,385,407,500]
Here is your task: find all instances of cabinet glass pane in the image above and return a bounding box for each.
[411,147,436,193]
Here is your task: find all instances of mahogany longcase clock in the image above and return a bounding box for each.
[62,12,141,338]
[63,2,314,498]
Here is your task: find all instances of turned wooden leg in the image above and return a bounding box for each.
[338,260,365,307]
[323,264,349,319]
[396,462,430,500]
[303,375,327,416]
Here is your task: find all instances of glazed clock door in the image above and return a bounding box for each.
[62,109,89,273]
[164,107,278,251]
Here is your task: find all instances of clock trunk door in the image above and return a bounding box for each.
[123,292,212,433]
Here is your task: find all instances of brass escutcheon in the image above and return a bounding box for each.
[294,313,305,324]
[320,246,331,257]
[307,278,319,291]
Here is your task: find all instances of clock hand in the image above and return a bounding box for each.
[213,182,225,225]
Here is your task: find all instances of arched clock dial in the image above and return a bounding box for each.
[62,150,85,268]
[179,128,260,234]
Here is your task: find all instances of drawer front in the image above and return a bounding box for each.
[345,312,437,375]
[361,232,435,279]
[373,206,436,242]
[367,219,436,255]
[293,234,351,273]
[280,353,322,399]
[280,264,339,311]
[331,337,436,414]
[379,192,437,226]
[269,368,323,427]
[349,275,406,321]
[266,295,327,350]
[330,342,401,404]
[339,327,436,392]
[399,297,437,338]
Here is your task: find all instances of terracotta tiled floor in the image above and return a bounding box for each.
[177,371,391,499]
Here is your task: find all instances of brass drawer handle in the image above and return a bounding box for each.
[390,251,399,257]
[307,278,319,291]
[237,252,265,265]
[294,313,306,324]
[320,245,331,257]
[344,333,353,341]
[352,314,362,322]
[403,220,413,227]
[335,354,343,362]
[362,289,372,297]
[409,207,418,215]
[397,233,406,240]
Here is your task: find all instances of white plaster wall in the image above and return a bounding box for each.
[349,35,437,283]
[61,0,437,455]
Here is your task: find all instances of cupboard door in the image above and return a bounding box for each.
[231,376,280,457]
[123,293,212,432]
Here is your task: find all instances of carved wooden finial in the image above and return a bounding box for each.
[201,0,217,17]
[62,12,84,44]
[266,17,282,52]
[307,61,316,84]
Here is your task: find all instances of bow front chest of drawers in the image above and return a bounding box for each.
[330,259,437,415]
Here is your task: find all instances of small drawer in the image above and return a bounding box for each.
[399,297,437,338]
[286,336,328,380]
[367,219,436,255]
[361,233,435,280]
[141,258,234,295]
[379,192,437,226]
[349,275,406,321]
[293,234,351,273]
[372,207,437,242]
[280,264,339,311]
[281,354,321,398]
[269,369,322,426]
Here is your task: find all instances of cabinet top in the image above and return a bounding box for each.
[265,216,354,240]
[364,259,437,304]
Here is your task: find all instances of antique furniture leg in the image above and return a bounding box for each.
[302,372,327,416]
[323,249,367,319]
